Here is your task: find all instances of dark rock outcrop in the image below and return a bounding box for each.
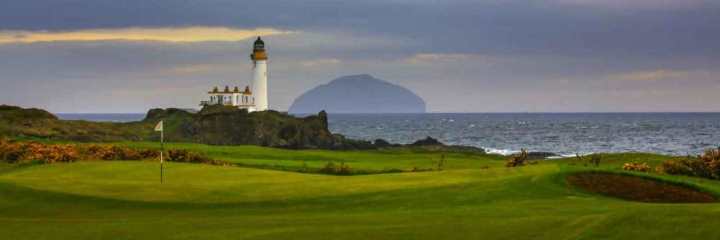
[186,105,335,148]
[527,152,558,160]
[411,136,443,146]
[0,105,343,149]
[406,136,485,153]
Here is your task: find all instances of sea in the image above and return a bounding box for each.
[56,113,720,157]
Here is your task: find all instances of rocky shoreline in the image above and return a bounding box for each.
[0,105,487,153]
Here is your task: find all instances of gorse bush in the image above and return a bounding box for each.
[0,138,27,163]
[0,138,222,165]
[656,158,694,176]
[26,143,80,163]
[85,145,149,160]
[167,149,228,165]
[0,139,79,163]
[623,162,651,172]
[657,148,720,180]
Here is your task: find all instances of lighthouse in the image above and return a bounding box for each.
[251,37,269,111]
[199,37,270,112]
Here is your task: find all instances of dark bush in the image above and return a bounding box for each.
[657,158,693,176]
[166,149,226,165]
[139,149,159,159]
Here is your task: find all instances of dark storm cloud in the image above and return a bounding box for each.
[1,0,720,112]
[2,0,719,58]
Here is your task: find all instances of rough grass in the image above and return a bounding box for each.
[2,144,720,239]
[114,141,506,172]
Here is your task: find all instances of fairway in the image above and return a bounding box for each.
[1,145,720,239]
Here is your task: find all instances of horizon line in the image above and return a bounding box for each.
[54,111,720,114]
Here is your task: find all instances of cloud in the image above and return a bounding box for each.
[402,53,504,65]
[2,1,720,112]
[552,0,708,9]
[0,27,294,44]
[159,63,230,76]
[609,69,691,81]
[300,58,341,67]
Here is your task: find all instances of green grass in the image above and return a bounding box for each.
[116,141,507,172]
[1,143,720,239]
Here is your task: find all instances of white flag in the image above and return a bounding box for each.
[154,121,163,132]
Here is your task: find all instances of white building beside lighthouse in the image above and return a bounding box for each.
[200,37,269,112]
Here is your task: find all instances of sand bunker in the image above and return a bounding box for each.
[567,172,716,203]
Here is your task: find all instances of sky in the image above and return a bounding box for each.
[0,0,719,113]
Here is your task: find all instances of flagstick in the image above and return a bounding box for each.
[160,127,164,184]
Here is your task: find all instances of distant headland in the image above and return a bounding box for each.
[289,74,426,114]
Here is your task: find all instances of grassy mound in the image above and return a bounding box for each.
[567,172,716,203]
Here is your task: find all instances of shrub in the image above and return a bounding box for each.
[319,161,353,175]
[139,149,159,159]
[701,148,720,177]
[338,162,352,175]
[168,149,207,163]
[0,139,26,163]
[0,140,221,166]
[36,144,79,163]
[0,140,80,163]
[85,145,117,160]
[657,148,720,180]
[506,149,529,167]
[82,145,154,161]
[319,161,336,173]
[657,158,693,176]
[623,162,651,172]
[685,157,714,179]
[166,149,226,165]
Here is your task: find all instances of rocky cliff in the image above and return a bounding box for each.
[0,104,366,149]
[144,105,340,149]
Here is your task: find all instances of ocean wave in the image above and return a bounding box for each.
[546,152,595,159]
[484,147,595,159]
[483,147,521,156]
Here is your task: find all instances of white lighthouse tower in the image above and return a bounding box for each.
[251,37,269,111]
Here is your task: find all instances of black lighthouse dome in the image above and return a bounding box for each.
[251,36,268,60]
[253,37,265,50]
